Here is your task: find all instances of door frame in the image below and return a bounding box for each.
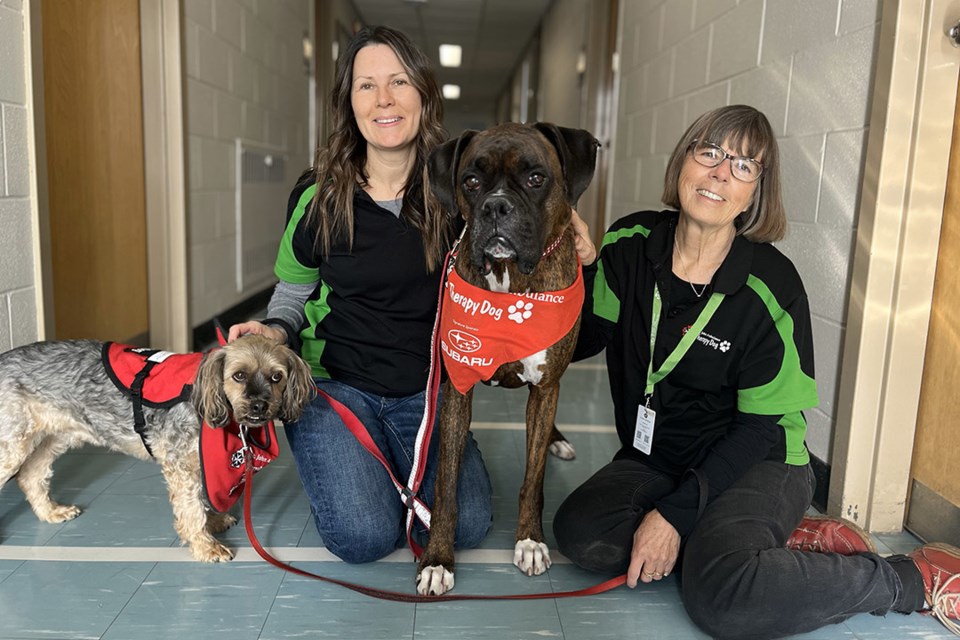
[139,0,189,352]
[828,0,960,532]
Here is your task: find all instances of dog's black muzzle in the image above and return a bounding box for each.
[471,194,541,275]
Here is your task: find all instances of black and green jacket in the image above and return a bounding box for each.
[576,210,819,536]
[273,175,444,398]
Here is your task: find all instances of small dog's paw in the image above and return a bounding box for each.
[549,439,576,460]
[416,565,455,596]
[192,539,234,563]
[513,538,552,576]
[206,512,238,533]
[40,503,82,523]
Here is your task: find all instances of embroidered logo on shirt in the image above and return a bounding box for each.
[681,326,731,352]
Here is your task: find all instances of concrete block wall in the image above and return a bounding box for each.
[0,0,38,349]
[612,0,882,463]
[183,0,312,327]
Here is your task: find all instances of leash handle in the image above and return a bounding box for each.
[241,459,626,602]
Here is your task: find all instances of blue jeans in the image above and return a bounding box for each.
[285,378,493,563]
[554,459,911,639]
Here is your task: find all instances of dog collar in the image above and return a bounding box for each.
[439,265,584,393]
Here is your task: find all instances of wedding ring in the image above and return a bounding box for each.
[644,571,656,577]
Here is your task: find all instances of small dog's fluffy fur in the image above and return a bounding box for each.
[0,335,313,561]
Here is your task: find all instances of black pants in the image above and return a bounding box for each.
[553,459,911,639]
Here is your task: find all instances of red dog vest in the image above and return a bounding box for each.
[102,343,279,513]
[438,266,584,394]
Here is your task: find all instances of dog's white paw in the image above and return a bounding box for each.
[549,439,576,460]
[39,503,82,523]
[191,538,234,562]
[417,565,455,596]
[513,538,552,576]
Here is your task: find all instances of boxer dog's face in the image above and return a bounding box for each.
[429,123,600,277]
[457,128,566,275]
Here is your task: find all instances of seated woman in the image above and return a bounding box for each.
[558,104,959,639]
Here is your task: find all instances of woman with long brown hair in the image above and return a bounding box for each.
[230,26,492,563]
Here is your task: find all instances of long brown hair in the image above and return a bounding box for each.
[662,105,786,243]
[308,26,452,271]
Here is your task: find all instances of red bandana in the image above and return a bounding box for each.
[439,264,584,394]
[199,419,279,513]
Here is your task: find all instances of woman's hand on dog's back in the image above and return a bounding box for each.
[228,321,287,344]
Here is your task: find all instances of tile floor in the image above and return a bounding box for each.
[0,358,953,639]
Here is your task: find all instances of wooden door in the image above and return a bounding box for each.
[41,0,149,343]
[906,78,960,545]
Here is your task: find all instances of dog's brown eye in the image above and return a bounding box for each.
[270,372,283,384]
[527,173,545,188]
[232,372,247,383]
[463,176,480,191]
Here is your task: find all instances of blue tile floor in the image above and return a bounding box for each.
[0,358,954,639]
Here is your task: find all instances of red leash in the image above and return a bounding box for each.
[241,457,626,602]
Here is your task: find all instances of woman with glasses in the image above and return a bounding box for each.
[557,104,960,638]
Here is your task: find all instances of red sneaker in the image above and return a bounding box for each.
[785,514,877,555]
[909,543,960,634]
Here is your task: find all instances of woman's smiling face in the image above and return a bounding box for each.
[350,44,423,155]
[677,138,760,231]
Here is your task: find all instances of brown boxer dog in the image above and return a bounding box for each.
[416,122,599,595]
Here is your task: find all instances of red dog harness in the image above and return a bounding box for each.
[439,265,585,393]
[101,342,279,513]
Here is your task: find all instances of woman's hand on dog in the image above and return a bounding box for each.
[228,320,287,344]
[626,509,680,587]
[571,209,596,266]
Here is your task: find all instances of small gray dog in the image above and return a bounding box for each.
[0,335,313,561]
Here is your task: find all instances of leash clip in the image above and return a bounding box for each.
[399,487,415,509]
[238,424,251,461]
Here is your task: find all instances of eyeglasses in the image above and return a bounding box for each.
[689,140,764,183]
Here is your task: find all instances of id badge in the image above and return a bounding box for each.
[633,404,655,455]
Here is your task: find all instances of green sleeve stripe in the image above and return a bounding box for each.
[591,223,652,323]
[592,261,619,322]
[600,223,651,248]
[737,275,818,415]
[274,183,320,284]
[301,279,332,379]
[779,412,811,466]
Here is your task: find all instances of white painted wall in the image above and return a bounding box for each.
[612,0,882,463]
[0,0,38,349]
[182,0,312,326]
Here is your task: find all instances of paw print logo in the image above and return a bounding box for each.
[508,301,534,324]
[719,341,731,353]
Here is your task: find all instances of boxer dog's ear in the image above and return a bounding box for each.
[532,123,601,206]
[428,130,479,214]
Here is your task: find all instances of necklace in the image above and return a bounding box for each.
[674,235,708,298]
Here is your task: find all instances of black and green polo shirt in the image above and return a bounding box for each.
[575,209,819,535]
[274,176,444,398]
